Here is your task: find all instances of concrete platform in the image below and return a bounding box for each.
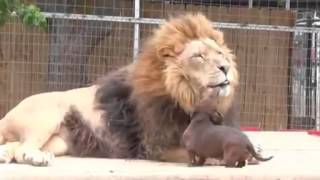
[1,131,320,180]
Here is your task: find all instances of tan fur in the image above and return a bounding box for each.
[0,86,103,165]
[131,13,239,162]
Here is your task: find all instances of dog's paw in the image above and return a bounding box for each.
[23,150,54,166]
[0,145,13,163]
[187,163,200,167]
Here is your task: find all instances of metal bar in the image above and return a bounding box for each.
[285,0,290,10]
[248,0,253,8]
[305,16,313,128]
[43,12,320,33]
[133,0,140,60]
[316,32,320,130]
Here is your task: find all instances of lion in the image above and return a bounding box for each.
[0,13,241,166]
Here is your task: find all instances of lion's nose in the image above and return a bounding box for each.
[218,65,229,75]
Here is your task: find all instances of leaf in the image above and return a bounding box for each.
[0,12,8,26]
[0,0,9,14]
[0,0,47,30]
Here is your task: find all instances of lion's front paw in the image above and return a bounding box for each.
[24,150,54,166]
[0,145,13,163]
[16,148,54,166]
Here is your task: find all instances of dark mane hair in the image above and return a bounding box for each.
[95,68,146,158]
[65,68,145,159]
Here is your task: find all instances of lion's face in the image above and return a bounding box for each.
[162,36,238,111]
[177,38,235,98]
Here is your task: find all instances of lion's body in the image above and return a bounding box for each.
[0,13,240,166]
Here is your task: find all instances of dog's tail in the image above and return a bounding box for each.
[247,144,273,162]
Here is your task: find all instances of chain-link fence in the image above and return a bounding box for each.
[0,0,319,131]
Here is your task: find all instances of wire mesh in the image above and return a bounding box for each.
[0,0,319,131]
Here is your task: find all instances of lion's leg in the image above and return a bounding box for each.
[11,113,62,166]
[0,133,4,145]
[0,134,4,145]
[13,135,55,166]
[42,135,69,156]
[0,118,17,163]
[0,119,7,145]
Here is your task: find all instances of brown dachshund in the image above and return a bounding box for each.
[182,110,273,168]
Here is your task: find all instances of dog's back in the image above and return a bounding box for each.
[183,112,225,159]
[183,112,251,160]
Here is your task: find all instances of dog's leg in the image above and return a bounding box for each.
[187,151,197,166]
[237,160,246,168]
[223,149,238,168]
[196,156,206,166]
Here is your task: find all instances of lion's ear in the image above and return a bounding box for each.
[158,47,175,58]
[211,29,225,45]
[158,44,184,58]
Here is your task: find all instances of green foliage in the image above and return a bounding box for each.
[0,0,10,25]
[277,0,285,7]
[0,0,47,30]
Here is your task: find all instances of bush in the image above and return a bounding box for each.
[0,0,47,29]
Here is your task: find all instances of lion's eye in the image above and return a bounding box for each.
[192,53,204,60]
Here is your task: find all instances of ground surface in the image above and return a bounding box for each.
[1,131,320,180]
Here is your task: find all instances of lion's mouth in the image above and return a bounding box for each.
[207,80,230,89]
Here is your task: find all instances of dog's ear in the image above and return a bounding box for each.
[209,111,223,125]
[189,110,199,120]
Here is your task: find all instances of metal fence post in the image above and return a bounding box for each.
[248,0,253,8]
[285,0,290,10]
[133,0,140,60]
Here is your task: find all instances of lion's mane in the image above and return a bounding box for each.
[66,13,240,161]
